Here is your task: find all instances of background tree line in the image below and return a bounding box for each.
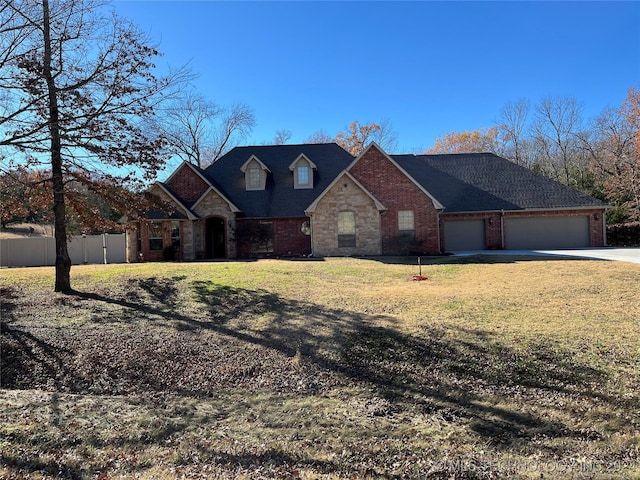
[426,88,640,226]
[1,0,636,292]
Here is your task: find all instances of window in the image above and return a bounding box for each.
[171,221,180,249]
[251,222,274,253]
[247,167,261,190]
[148,222,163,251]
[289,154,316,189]
[297,165,310,186]
[338,211,356,247]
[242,156,269,190]
[398,210,415,238]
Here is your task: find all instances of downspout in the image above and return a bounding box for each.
[500,210,505,249]
[380,209,386,255]
[437,209,443,253]
[307,212,314,257]
[602,211,607,247]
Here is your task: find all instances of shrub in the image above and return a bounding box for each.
[607,222,640,247]
[162,245,176,261]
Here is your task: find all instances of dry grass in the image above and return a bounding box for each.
[0,223,52,238]
[1,256,640,479]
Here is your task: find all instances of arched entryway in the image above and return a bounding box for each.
[205,217,227,258]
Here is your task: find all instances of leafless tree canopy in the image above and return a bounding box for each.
[272,129,292,145]
[156,92,255,169]
[304,129,333,144]
[498,99,531,166]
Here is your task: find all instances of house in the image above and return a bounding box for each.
[126,143,608,262]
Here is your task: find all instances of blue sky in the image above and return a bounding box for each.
[113,1,639,153]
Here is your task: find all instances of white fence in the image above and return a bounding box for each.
[0,233,126,268]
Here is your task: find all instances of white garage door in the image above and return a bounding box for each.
[505,216,590,249]
[444,220,486,251]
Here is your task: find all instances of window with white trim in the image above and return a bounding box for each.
[247,167,262,190]
[297,165,310,186]
[338,211,356,247]
[290,154,315,189]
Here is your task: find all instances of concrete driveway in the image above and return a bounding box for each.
[452,248,640,264]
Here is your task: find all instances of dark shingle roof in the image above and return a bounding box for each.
[393,153,606,212]
[147,209,189,220]
[202,143,354,218]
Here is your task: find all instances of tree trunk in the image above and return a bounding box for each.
[42,0,72,293]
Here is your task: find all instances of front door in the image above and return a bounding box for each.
[205,217,226,258]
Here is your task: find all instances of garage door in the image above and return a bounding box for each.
[444,220,486,251]
[505,216,589,249]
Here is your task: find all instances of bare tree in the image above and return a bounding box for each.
[158,94,255,168]
[498,99,531,166]
[0,0,188,292]
[531,96,585,187]
[273,129,292,145]
[304,129,333,144]
[205,103,255,165]
[160,92,221,168]
[369,118,398,153]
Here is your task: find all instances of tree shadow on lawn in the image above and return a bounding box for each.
[185,280,611,446]
[0,279,621,451]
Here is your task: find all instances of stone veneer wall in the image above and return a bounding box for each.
[193,190,236,258]
[310,174,381,256]
[126,224,139,263]
[181,222,194,260]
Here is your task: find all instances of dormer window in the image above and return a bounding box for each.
[289,154,317,189]
[240,155,270,191]
[297,165,310,186]
[247,167,261,189]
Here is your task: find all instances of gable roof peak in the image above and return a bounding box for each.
[305,170,386,214]
[240,154,271,173]
[347,142,445,210]
[289,153,318,171]
[162,160,210,185]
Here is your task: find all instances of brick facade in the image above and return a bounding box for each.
[137,220,177,262]
[441,209,606,250]
[133,186,191,262]
[440,212,502,250]
[128,146,608,263]
[348,145,441,255]
[236,217,312,257]
[165,164,209,204]
[501,209,606,248]
[274,218,312,256]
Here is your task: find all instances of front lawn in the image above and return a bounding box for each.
[1,256,639,479]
